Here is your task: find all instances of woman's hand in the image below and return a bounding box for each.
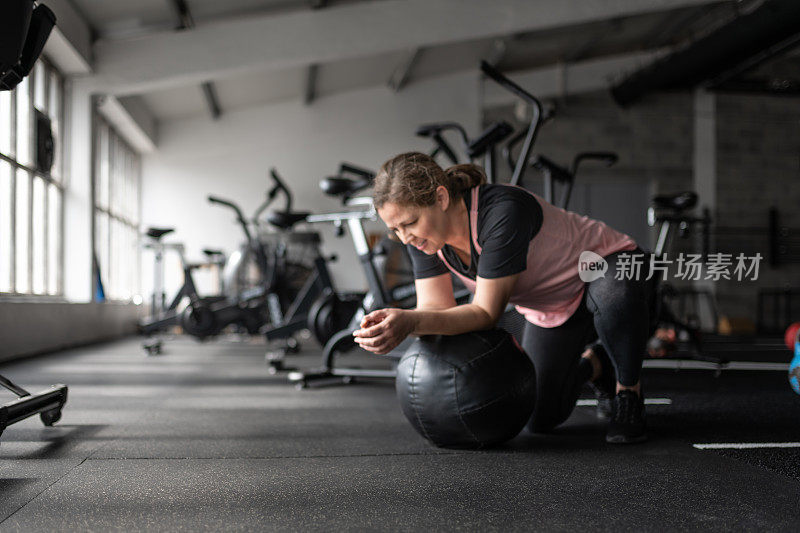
[352,308,417,355]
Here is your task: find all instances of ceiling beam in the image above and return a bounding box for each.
[304,63,319,104]
[387,48,421,92]
[485,39,508,68]
[89,0,722,96]
[564,18,623,63]
[170,0,223,119]
[42,0,93,71]
[644,4,721,49]
[611,0,800,106]
[482,49,667,107]
[200,82,222,119]
[707,31,800,89]
[712,76,800,95]
[96,95,158,153]
[303,0,328,105]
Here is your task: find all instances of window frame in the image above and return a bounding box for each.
[0,57,65,298]
[92,112,141,303]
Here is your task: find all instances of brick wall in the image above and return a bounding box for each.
[484,89,800,329]
[714,93,800,325]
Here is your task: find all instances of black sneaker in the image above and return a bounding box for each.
[586,342,615,420]
[606,390,647,444]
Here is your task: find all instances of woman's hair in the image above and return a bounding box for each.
[373,152,486,209]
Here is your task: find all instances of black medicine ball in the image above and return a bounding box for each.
[396,328,536,449]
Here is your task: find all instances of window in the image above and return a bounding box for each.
[0,60,64,296]
[93,116,141,301]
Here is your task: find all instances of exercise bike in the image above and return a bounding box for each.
[256,167,367,367]
[646,191,727,368]
[285,167,417,387]
[139,170,312,351]
[139,228,232,354]
[415,119,515,182]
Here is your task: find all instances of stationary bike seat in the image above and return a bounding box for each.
[146,227,175,240]
[267,211,310,230]
[320,177,371,197]
[650,191,697,212]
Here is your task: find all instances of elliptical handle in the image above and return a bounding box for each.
[480,60,545,187]
[480,61,542,108]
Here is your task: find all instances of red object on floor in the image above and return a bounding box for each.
[784,322,800,350]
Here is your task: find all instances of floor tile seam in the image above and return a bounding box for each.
[664,430,800,484]
[693,446,800,485]
[80,451,467,461]
[0,421,118,524]
[0,456,89,526]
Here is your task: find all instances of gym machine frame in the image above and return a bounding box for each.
[1,377,68,438]
[287,192,404,386]
[648,192,727,369]
[1,0,68,438]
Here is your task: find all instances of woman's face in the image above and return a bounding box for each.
[377,200,448,255]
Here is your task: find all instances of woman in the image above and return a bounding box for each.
[353,152,653,444]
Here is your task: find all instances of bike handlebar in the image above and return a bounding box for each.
[339,162,375,181]
[416,122,470,145]
[416,122,469,165]
[570,152,618,176]
[208,195,243,216]
[467,121,514,159]
[208,195,253,243]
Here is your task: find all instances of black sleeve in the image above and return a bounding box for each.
[407,244,449,279]
[476,192,542,279]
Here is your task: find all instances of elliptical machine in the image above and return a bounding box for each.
[138,225,257,353]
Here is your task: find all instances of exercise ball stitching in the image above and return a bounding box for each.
[458,340,502,368]
[408,353,434,443]
[468,330,494,352]
[458,372,537,415]
[452,365,481,446]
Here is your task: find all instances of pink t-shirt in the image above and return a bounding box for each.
[437,185,637,328]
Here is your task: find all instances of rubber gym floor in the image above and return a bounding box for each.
[1,335,799,531]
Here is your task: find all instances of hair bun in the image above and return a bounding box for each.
[445,164,487,193]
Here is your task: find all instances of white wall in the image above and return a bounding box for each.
[142,71,480,295]
[0,302,138,362]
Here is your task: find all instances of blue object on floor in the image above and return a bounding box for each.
[789,341,800,395]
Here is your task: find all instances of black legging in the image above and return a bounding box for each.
[521,249,655,432]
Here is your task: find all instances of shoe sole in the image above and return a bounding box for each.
[606,433,648,444]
